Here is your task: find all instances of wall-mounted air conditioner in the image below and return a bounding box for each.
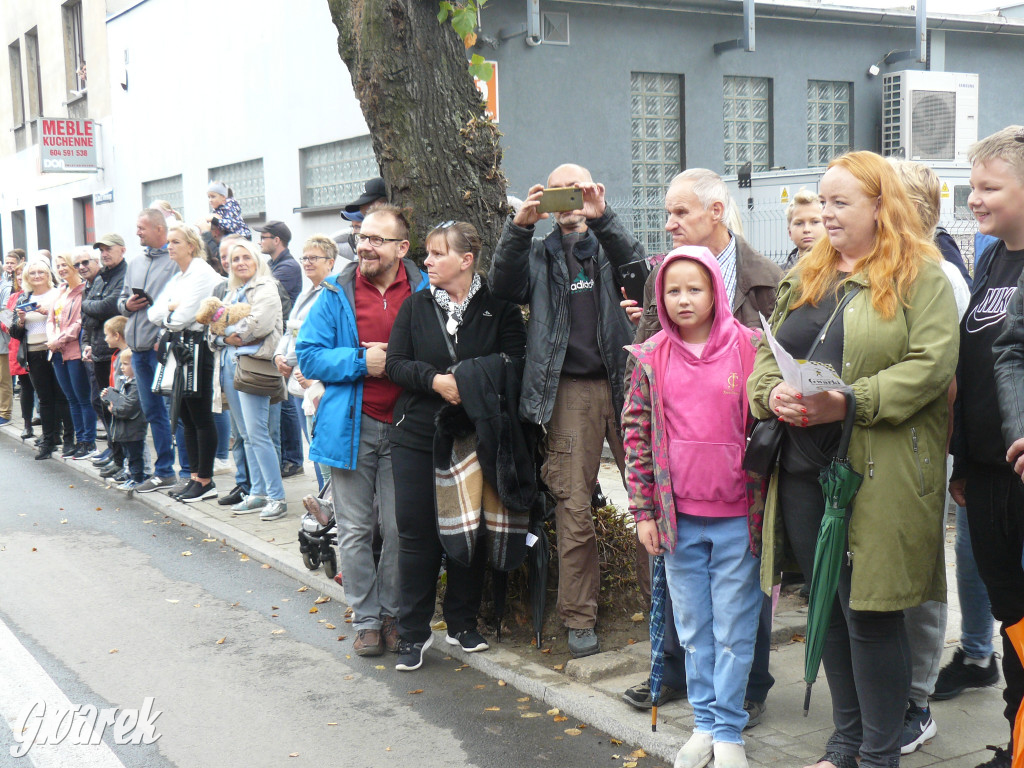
[881,71,979,162]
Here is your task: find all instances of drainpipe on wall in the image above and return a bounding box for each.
[526,0,542,46]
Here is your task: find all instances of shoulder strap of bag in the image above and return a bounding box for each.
[806,285,860,360]
[431,301,458,366]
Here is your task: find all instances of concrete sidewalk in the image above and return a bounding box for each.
[2,417,1010,767]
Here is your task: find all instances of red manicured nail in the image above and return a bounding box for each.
[775,408,781,413]
[778,416,785,422]
[801,408,807,414]
[796,394,803,400]
[801,418,808,425]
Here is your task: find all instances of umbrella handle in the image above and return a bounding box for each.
[803,682,812,717]
[651,705,658,732]
[836,390,858,460]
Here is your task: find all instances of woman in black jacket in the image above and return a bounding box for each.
[386,221,526,671]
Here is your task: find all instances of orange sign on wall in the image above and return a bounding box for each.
[473,61,499,122]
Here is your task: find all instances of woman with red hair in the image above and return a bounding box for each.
[748,151,960,768]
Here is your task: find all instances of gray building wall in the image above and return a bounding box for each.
[482,1,1024,201]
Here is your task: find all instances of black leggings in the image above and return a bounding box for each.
[393,443,487,643]
[965,463,1024,750]
[17,374,35,426]
[779,469,909,768]
[27,350,74,448]
[180,354,216,480]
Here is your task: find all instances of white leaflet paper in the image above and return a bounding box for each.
[759,314,848,395]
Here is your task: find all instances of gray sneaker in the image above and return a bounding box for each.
[166,478,191,497]
[135,475,176,494]
[231,495,268,514]
[259,500,287,521]
[567,627,600,658]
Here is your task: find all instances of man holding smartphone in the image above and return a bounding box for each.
[117,209,179,493]
[489,163,643,658]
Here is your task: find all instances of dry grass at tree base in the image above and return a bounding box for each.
[436,503,649,644]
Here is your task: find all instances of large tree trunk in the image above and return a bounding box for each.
[328,0,507,267]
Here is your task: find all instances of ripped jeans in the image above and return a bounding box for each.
[665,514,762,744]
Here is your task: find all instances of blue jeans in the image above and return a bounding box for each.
[666,515,761,744]
[955,504,995,658]
[279,394,303,465]
[304,413,327,490]
[228,408,249,491]
[213,410,231,460]
[221,353,284,500]
[269,401,282,465]
[131,349,175,478]
[51,353,97,444]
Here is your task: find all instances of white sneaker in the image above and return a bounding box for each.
[712,741,748,768]
[213,458,232,475]
[231,495,267,515]
[259,500,287,521]
[675,731,714,768]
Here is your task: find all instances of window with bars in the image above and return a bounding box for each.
[723,75,772,174]
[62,1,85,95]
[142,175,185,222]
[630,72,683,256]
[299,135,377,210]
[25,29,43,121]
[209,158,265,219]
[807,80,852,167]
[9,41,25,126]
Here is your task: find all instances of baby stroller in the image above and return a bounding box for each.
[298,480,338,581]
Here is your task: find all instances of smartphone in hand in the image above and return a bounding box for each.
[617,259,651,305]
[536,187,583,214]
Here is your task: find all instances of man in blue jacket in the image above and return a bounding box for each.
[296,205,427,658]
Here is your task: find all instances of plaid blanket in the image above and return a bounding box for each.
[434,421,529,571]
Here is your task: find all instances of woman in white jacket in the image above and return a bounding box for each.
[148,222,222,502]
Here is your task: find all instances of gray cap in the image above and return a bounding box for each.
[92,233,125,249]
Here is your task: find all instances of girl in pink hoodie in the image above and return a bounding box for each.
[623,247,764,768]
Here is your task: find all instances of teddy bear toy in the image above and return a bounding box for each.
[195,296,252,337]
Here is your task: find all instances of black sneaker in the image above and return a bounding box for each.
[621,677,686,710]
[445,630,489,653]
[395,634,434,671]
[744,698,766,730]
[178,481,217,503]
[73,442,97,459]
[218,485,247,506]
[166,478,192,498]
[280,462,304,478]
[113,470,131,483]
[61,444,78,459]
[932,648,1000,701]
[34,444,54,461]
[900,701,936,754]
[100,463,123,479]
[975,745,1012,768]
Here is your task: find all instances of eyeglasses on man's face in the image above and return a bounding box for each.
[299,255,329,264]
[355,233,404,248]
[74,260,93,269]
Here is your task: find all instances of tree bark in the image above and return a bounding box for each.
[328,0,508,268]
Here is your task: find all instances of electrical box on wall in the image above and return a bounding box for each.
[882,70,979,162]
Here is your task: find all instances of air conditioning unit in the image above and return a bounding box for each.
[881,71,979,161]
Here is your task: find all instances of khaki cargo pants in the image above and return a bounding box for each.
[542,375,626,629]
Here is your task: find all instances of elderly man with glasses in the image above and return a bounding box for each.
[296,204,429,658]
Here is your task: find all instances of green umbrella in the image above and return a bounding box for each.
[803,390,862,716]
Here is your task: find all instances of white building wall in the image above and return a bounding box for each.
[1,0,369,256]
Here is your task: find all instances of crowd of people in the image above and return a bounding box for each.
[2,129,1023,768]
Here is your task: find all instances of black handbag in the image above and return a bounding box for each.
[743,286,861,476]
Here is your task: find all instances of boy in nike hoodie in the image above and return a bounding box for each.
[623,246,763,768]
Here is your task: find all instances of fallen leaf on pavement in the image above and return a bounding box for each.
[60,519,68,525]
[343,675,354,680]
[337,635,347,641]
[261,564,270,569]
[272,606,279,610]
[564,728,581,736]
[540,648,551,654]
[109,649,118,654]
[553,664,564,671]
[181,551,192,556]
[517,697,529,702]
[17,513,26,517]
[408,690,423,695]
[166,599,179,604]
[271,629,285,635]
[517,705,530,710]
[216,637,225,645]
[484,707,500,712]
[314,595,330,604]
[327,722,337,726]
[309,607,319,614]
[626,638,637,645]
[610,738,623,745]
[553,715,568,722]
[497,680,506,686]
[297,585,309,592]
[474,684,486,689]
[624,762,638,768]
[143,520,154,524]
[629,748,647,759]
[792,633,805,643]
[631,612,645,622]
[546,708,559,716]
[521,712,541,718]
[325,623,336,629]
[202,538,217,542]
[374,665,385,670]
[239,554,249,561]
[289,753,299,758]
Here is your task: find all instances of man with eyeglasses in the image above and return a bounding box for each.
[297,204,428,657]
[254,220,305,478]
[81,234,128,470]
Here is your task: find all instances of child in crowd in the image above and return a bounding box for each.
[622,246,763,768]
[206,181,252,240]
[98,316,130,483]
[101,348,147,491]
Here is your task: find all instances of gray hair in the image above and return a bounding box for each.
[670,168,731,213]
[74,245,99,262]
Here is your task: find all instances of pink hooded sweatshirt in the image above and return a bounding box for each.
[622,247,762,552]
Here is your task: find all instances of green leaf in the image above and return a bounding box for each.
[437,1,453,23]
[469,54,493,82]
[451,7,476,39]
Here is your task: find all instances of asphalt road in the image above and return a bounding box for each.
[0,440,649,768]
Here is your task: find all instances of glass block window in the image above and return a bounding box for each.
[723,75,772,174]
[209,158,265,219]
[142,174,184,222]
[300,135,377,209]
[807,80,852,167]
[630,72,683,255]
